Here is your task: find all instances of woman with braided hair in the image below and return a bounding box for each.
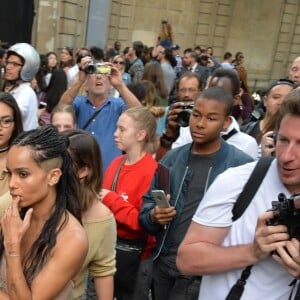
[0,125,88,299]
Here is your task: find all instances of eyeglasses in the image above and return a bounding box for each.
[62,47,73,55]
[179,88,199,93]
[113,61,125,65]
[0,117,14,128]
[64,46,73,51]
[5,61,23,68]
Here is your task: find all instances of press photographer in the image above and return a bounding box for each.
[156,72,201,160]
[267,192,300,239]
[156,68,258,161]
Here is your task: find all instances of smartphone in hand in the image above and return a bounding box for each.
[152,190,170,208]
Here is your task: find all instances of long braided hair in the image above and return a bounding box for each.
[0,125,81,284]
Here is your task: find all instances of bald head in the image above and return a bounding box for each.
[289,56,300,86]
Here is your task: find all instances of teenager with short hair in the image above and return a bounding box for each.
[140,87,253,300]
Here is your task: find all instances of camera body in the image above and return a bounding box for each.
[85,62,111,75]
[267,192,300,239]
[176,104,194,127]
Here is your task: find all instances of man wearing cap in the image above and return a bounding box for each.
[3,43,40,130]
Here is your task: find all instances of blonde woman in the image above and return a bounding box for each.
[102,106,158,300]
[112,55,131,86]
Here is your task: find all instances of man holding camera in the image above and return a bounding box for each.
[140,87,253,300]
[157,69,259,161]
[60,55,141,170]
[177,88,300,299]
[156,72,201,160]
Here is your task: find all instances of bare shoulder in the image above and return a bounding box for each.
[57,212,88,249]
[83,199,113,221]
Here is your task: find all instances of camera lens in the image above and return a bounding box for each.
[177,111,191,127]
[176,105,193,127]
[85,64,96,74]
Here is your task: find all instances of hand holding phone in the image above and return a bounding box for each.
[150,190,176,225]
[152,190,170,208]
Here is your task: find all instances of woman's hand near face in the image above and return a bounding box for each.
[1,197,33,256]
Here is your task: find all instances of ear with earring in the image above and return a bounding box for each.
[48,169,62,186]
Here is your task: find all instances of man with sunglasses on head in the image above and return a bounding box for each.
[60,55,141,171]
[2,43,40,130]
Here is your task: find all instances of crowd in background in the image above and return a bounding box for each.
[0,18,300,300]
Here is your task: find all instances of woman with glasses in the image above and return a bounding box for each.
[0,92,23,197]
[112,55,131,86]
[111,55,131,98]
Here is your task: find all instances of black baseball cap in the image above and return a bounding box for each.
[171,44,180,50]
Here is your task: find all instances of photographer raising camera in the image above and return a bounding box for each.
[178,88,300,300]
[60,50,141,171]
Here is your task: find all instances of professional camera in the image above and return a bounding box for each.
[267,192,300,239]
[85,62,111,75]
[176,103,194,127]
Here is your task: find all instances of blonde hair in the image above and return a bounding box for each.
[50,104,76,124]
[123,106,157,151]
[112,54,125,72]
[140,80,157,108]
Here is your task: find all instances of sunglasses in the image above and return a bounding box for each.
[113,61,125,65]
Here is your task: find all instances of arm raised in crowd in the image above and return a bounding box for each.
[59,56,91,104]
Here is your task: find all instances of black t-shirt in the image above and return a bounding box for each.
[160,150,219,270]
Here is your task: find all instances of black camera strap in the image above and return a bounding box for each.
[225,156,274,300]
[232,156,274,221]
[81,109,102,130]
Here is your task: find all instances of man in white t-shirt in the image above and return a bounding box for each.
[177,88,300,299]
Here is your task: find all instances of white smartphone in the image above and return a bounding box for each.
[152,190,170,208]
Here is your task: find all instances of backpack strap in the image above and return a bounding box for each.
[232,156,274,221]
[226,155,274,300]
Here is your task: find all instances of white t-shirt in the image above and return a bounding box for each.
[172,117,259,160]
[10,82,38,130]
[193,160,294,300]
[67,64,79,87]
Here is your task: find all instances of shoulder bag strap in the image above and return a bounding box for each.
[232,156,274,221]
[225,156,274,300]
[81,109,102,130]
[111,156,126,191]
[225,265,252,300]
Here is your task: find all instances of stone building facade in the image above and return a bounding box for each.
[32,0,300,91]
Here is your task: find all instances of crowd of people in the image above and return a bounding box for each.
[0,18,300,299]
